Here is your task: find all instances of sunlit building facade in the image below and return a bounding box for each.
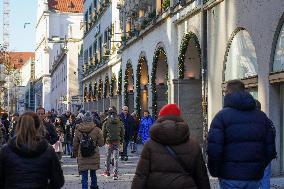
[115,0,284,175]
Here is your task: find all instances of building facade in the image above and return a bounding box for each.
[18,56,36,113]
[0,52,34,113]
[112,0,284,175]
[82,0,122,113]
[35,0,83,111]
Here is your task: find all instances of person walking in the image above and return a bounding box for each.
[36,107,59,145]
[255,100,276,189]
[0,112,64,189]
[1,113,10,142]
[0,123,3,148]
[207,80,276,189]
[9,113,19,138]
[102,107,124,180]
[55,116,66,154]
[53,127,64,163]
[65,114,76,157]
[130,112,140,153]
[138,110,154,145]
[73,111,104,189]
[132,104,210,189]
[119,106,135,161]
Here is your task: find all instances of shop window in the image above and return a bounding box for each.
[273,24,284,72]
[224,30,258,81]
[281,84,284,172]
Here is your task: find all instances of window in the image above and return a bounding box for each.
[93,40,98,64]
[89,46,93,61]
[99,36,102,63]
[84,12,88,30]
[84,50,88,64]
[94,0,97,10]
[273,24,284,72]
[224,30,258,81]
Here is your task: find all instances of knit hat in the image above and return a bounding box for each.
[159,104,181,117]
[83,111,93,122]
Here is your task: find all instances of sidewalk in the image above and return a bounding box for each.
[62,145,284,189]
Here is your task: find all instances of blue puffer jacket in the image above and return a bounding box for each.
[207,92,276,180]
[138,116,154,144]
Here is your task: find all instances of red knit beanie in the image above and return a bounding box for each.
[159,104,181,117]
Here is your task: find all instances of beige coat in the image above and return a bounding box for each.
[73,122,104,172]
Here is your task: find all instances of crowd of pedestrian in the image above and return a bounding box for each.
[0,79,277,189]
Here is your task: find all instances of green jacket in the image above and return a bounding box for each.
[102,117,124,144]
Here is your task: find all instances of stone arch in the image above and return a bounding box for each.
[110,73,117,97]
[124,61,135,112]
[222,27,258,82]
[104,75,110,98]
[136,52,149,116]
[270,12,284,72]
[178,32,201,79]
[151,46,168,118]
[98,79,103,100]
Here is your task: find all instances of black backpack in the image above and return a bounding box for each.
[80,132,96,157]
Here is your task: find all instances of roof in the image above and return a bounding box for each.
[48,0,83,13]
[9,52,35,69]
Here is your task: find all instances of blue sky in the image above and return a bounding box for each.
[0,0,37,52]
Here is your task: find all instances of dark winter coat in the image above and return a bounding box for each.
[132,115,210,189]
[207,91,277,180]
[102,117,124,144]
[0,138,64,189]
[119,113,135,139]
[1,118,10,141]
[0,125,3,145]
[44,121,59,145]
[9,121,17,138]
[73,122,104,172]
[65,121,76,144]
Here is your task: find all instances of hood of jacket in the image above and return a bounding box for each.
[224,91,256,111]
[107,117,121,124]
[8,137,48,158]
[77,122,96,133]
[150,115,190,145]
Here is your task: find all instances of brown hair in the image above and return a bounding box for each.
[15,112,44,150]
[226,80,245,94]
[36,107,45,114]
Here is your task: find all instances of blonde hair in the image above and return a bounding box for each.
[15,112,45,150]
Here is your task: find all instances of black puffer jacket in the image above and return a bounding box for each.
[0,138,64,189]
[44,121,59,145]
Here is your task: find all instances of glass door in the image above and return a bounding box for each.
[280,84,284,172]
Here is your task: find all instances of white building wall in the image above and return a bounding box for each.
[36,0,83,111]
[20,59,32,87]
[206,0,284,175]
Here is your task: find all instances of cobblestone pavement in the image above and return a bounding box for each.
[62,145,284,189]
[62,146,140,189]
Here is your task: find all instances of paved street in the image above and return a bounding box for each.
[62,146,140,189]
[62,145,284,189]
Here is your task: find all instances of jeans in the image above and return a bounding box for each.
[219,179,260,189]
[122,137,130,157]
[81,170,97,189]
[105,144,119,174]
[260,163,271,189]
[66,143,73,155]
[130,140,137,152]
